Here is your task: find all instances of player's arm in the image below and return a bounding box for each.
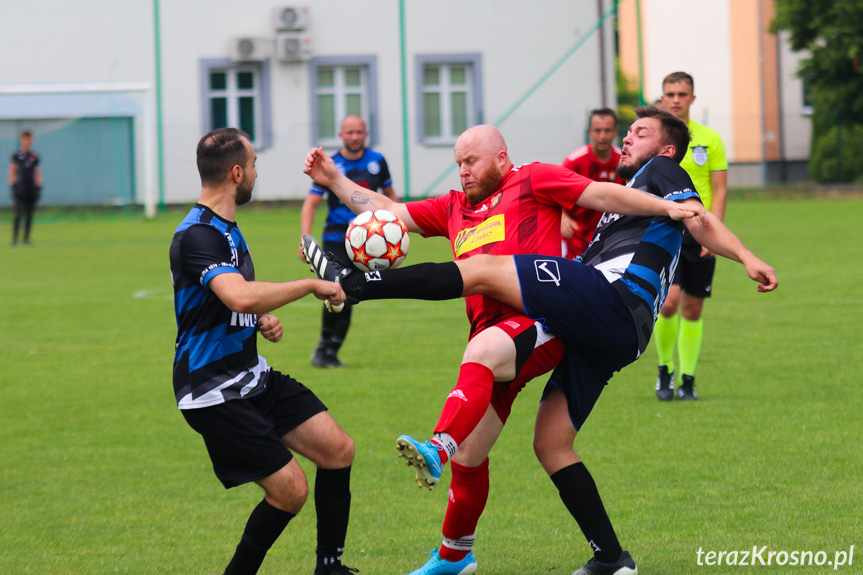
[8,163,16,187]
[578,180,705,222]
[701,169,728,257]
[208,272,346,315]
[304,147,425,234]
[681,198,778,293]
[298,193,323,260]
[34,166,43,189]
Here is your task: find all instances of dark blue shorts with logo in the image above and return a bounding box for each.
[513,255,640,431]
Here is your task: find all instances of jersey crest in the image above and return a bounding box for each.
[454,214,505,257]
[692,145,708,166]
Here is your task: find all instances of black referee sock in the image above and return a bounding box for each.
[223,498,295,575]
[342,261,463,302]
[314,466,352,568]
[550,462,623,564]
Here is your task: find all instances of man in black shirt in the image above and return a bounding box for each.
[8,130,42,246]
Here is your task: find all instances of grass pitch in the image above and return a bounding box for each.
[1,197,861,574]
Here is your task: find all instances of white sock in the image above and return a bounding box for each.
[434,432,458,459]
[442,533,475,552]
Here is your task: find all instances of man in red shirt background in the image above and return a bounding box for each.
[560,108,625,259]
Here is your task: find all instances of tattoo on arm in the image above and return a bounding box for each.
[351,190,383,209]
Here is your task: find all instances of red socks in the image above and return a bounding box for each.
[432,362,495,465]
[439,458,490,562]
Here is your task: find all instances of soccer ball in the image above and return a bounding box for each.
[345,209,410,272]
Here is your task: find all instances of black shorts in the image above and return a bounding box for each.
[513,255,639,431]
[181,370,327,488]
[672,239,716,298]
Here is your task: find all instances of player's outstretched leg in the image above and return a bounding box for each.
[396,435,444,490]
[572,550,638,575]
[302,235,354,312]
[407,549,478,575]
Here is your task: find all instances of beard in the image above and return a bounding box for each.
[464,165,504,205]
[235,174,254,206]
[618,145,661,180]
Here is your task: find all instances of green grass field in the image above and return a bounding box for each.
[1,197,861,574]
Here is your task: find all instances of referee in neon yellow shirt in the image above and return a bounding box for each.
[654,71,728,401]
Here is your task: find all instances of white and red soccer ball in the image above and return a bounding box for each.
[345,209,410,272]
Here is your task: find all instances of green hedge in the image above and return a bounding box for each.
[809,122,863,183]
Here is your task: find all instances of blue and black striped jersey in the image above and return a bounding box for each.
[170,204,269,409]
[581,156,701,353]
[310,148,393,242]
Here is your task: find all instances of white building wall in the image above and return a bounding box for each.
[641,0,734,156]
[2,0,615,206]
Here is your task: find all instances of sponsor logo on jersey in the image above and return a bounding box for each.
[230,311,258,328]
[534,259,562,286]
[692,145,708,166]
[367,161,380,175]
[364,271,382,281]
[224,232,239,267]
[454,214,505,256]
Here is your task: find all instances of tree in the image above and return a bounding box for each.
[772,0,863,181]
[772,0,863,126]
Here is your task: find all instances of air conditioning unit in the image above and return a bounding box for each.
[274,5,310,31]
[231,37,270,62]
[276,32,312,63]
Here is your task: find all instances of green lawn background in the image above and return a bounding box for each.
[1,196,860,574]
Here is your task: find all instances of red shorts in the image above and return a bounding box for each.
[487,316,565,423]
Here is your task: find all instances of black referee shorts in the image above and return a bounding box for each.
[672,239,716,298]
[181,370,328,488]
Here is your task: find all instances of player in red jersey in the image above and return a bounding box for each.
[560,108,625,260]
[304,125,691,575]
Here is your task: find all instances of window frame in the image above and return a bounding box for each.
[199,58,273,149]
[415,53,483,146]
[309,55,379,148]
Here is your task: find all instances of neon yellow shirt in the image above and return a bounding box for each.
[680,120,727,211]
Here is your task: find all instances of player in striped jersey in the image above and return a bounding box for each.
[303,107,777,575]
[171,128,358,575]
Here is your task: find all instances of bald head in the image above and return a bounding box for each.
[339,115,368,158]
[453,125,512,204]
[454,125,507,159]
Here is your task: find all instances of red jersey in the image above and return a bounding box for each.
[406,162,590,338]
[560,144,624,259]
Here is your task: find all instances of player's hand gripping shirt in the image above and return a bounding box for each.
[170,205,269,409]
[310,149,393,242]
[581,156,701,354]
[407,162,590,338]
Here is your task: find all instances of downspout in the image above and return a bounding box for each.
[399,0,411,199]
[154,0,165,211]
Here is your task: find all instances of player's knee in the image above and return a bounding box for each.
[681,300,704,320]
[340,434,356,466]
[266,471,309,514]
[660,299,678,316]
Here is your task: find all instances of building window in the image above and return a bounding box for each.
[801,70,813,116]
[310,56,379,148]
[200,59,272,148]
[416,54,483,145]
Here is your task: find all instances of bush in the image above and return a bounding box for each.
[809,122,863,183]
